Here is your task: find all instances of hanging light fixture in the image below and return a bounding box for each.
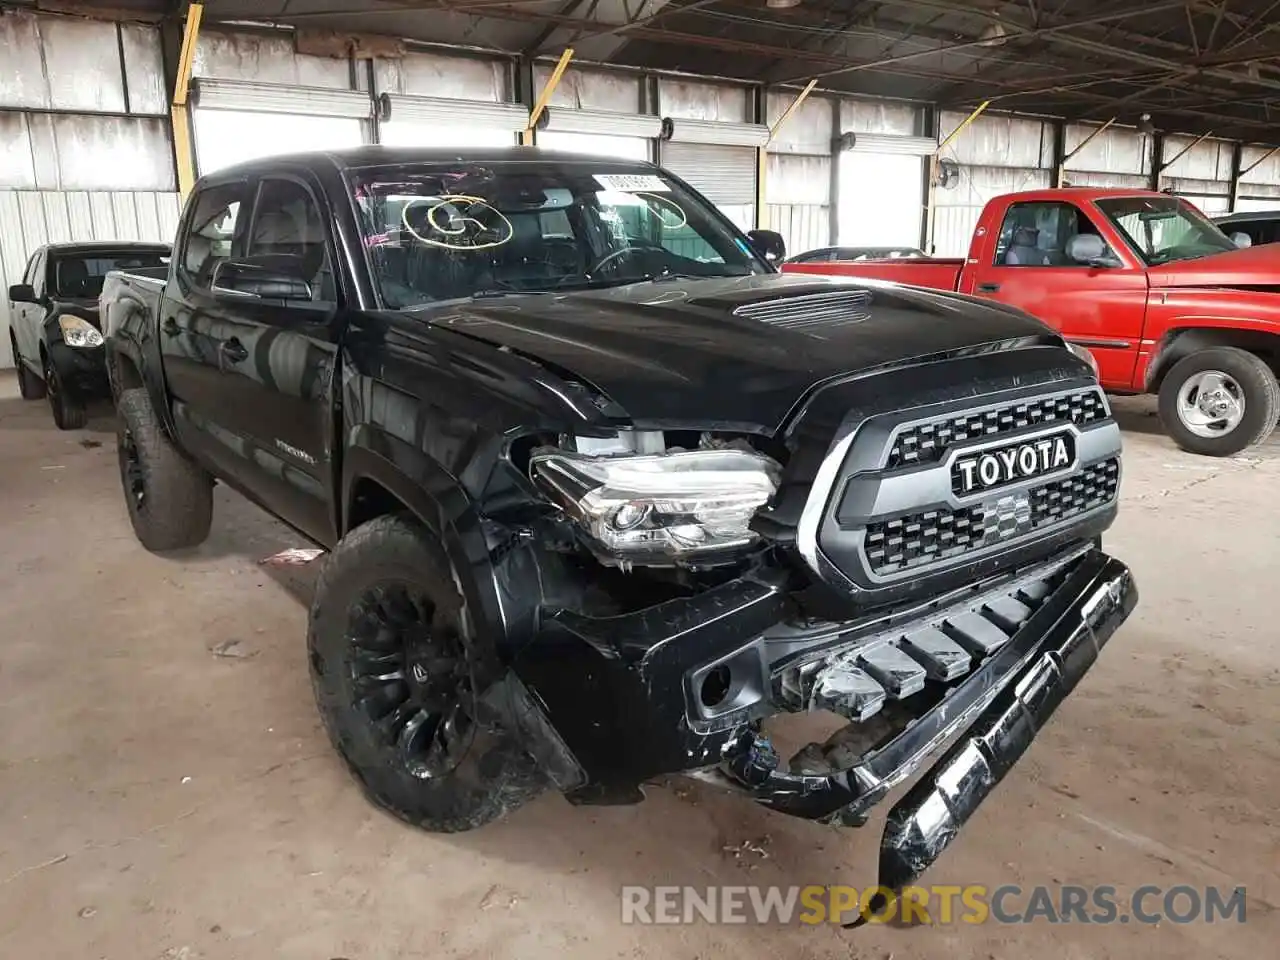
[766,0,802,9]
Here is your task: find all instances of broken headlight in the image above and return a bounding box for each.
[531,448,781,565]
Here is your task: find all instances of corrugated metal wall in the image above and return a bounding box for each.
[765,92,833,255]
[934,113,1054,257]
[1,9,176,369]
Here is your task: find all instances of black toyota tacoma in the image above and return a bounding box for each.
[103,147,1135,898]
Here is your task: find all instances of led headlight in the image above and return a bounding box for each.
[1064,340,1099,379]
[530,448,781,565]
[58,315,104,349]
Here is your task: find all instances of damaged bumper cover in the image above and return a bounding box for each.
[717,548,1135,891]
[510,548,1134,886]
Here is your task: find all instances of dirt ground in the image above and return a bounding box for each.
[0,372,1276,960]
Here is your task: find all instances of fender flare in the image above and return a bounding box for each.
[341,427,507,641]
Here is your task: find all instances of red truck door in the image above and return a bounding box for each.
[963,197,1147,390]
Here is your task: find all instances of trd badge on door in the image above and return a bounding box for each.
[275,439,317,465]
[952,431,1075,495]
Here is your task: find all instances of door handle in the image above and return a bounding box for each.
[161,317,181,336]
[977,282,1001,293]
[220,338,249,364]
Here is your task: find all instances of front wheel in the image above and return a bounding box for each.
[308,515,542,832]
[1158,347,1279,457]
[45,355,87,430]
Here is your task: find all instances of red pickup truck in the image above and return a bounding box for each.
[785,188,1280,457]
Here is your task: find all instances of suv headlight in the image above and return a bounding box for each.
[531,448,781,565]
[58,315,104,349]
[1064,340,1099,379]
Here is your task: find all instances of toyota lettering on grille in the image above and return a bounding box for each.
[953,432,1076,495]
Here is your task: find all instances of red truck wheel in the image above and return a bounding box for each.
[1158,347,1279,457]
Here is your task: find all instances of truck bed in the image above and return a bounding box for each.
[782,258,965,292]
[100,268,166,344]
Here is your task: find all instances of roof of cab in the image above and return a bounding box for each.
[202,146,661,180]
[42,241,171,252]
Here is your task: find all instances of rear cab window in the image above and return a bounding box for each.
[48,250,170,300]
[993,201,1108,267]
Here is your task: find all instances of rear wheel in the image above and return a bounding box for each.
[44,355,86,430]
[116,388,213,550]
[9,332,46,400]
[308,515,542,832]
[1158,347,1279,457]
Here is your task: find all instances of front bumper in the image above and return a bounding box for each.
[47,341,109,397]
[511,548,1134,883]
[717,548,1135,893]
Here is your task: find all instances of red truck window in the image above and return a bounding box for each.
[994,201,1108,268]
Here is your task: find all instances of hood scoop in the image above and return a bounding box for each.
[731,289,872,331]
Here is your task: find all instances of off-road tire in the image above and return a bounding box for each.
[309,514,542,832]
[1158,347,1279,457]
[10,333,46,400]
[45,355,87,430]
[116,388,213,550]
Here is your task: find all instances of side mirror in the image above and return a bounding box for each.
[1230,231,1252,249]
[746,229,786,264]
[8,283,38,304]
[1066,234,1119,268]
[211,257,313,302]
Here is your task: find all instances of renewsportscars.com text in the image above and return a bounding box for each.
[620,884,1247,926]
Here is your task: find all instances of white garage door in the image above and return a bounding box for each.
[663,141,755,231]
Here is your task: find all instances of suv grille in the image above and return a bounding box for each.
[886,389,1107,469]
[863,457,1119,575]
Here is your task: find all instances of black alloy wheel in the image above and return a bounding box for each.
[347,580,477,781]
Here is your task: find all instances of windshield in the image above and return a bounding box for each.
[348,161,768,308]
[50,250,169,299]
[1095,196,1237,265]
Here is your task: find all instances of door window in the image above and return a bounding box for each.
[247,179,336,303]
[994,202,1108,267]
[181,183,246,289]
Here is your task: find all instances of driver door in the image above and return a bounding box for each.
[963,199,1148,389]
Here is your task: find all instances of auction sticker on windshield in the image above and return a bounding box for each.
[595,173,670,192]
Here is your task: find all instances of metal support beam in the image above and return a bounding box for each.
[1228,141,1243,212]
[1050,120,1066,188]
[830,96,843,249]
[1062,117,1116,164]
[1159,130,1214,173]
[753,84,767,231]
[920,105,939,252]
[170,2,203,198]
[522,47,574,146]
[769,78,818,140]
[1150,133,1165,192]
[1239,145,1280,178]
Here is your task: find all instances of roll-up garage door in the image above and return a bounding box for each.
[662,141,757,231]
[663,142,756,206]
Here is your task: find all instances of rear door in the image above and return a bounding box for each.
[964,199,1148,389]
[197,173,343,544]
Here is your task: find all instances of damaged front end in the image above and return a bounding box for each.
[489,357,1136,895]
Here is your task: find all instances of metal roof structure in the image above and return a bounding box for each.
[30,0,1280,140]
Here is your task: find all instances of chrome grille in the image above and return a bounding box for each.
[887,389,1107,469]
[733,290,872,330]
[863,457,1119,576]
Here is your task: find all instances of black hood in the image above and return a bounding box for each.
[413,275,1055,431]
